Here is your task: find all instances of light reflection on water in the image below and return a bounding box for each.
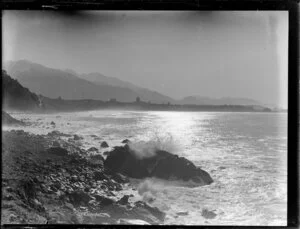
[4,110,287,225]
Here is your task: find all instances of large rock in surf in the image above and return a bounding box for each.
[101,141,109,148]
[104,145,213,185]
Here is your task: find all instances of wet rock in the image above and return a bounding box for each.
[67,191,92,206]
[73,135,83,141]
[101,141,109,148]
[201,209,217,219]
[94,195,115,206]
[117,195,130,205]
[104,145,148,179]
[87,147,98,152]
[121,139,131,144]
[104,145,213,185]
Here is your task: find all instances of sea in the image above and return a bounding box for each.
[3,110,287,226]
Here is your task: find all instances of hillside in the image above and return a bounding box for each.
[2,111,24,126]
[5,60,174,103]
[80,72,175,104]
[2,70,42,111]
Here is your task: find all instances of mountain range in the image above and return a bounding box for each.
[4,60,174,104]
[4,60,263,106]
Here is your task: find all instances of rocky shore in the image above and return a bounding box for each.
[2,128,213,225]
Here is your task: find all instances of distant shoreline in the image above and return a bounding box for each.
[26,96,277,113]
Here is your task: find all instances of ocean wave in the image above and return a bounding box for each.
[127,132,181,159]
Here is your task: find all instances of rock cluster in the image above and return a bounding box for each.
[1,130,166,225]
[105,145,213,185]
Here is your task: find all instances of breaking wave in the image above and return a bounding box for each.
[128,132,180,159]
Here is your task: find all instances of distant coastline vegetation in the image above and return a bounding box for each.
[40,95,274,113]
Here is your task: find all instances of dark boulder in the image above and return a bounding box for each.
[104,145,213,185]
[67,191,92,206]
[201,209,217,219]
[121,139,131,144]
[87,147,98,152]
[73,135,83,141]
[50,121,55,125]
[94,195,115,206]
[104,145,149,179]
[101,141,109,148]
[117,195,130,205]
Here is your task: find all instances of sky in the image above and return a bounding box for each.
[3,11,288,108]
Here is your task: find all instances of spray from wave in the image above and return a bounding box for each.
[128,132,180,160]
[136,177,202,204]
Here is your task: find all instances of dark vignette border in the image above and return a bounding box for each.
[1,0,299,228]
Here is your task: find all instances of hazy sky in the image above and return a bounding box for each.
[3,11,288,108]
